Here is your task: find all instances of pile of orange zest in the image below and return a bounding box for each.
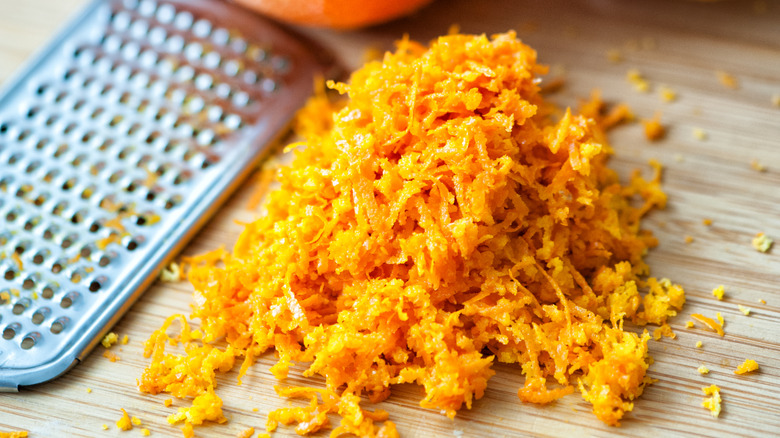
[139,32,683,435]
[701,384,722,418]
[734,359,759,375]
[117,408,133,431]
[690,313,724,336]
[0,432,28,438]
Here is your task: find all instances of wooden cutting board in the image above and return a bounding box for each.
[1,0,779,436]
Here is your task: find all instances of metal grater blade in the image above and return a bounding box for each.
[0,0,337,390]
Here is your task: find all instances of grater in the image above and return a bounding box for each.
[0,0,337,390]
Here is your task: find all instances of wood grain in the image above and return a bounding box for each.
[1,0,779,436]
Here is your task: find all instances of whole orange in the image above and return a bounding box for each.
[234,0,434,29]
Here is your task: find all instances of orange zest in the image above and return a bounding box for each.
[691,313,725,336]
[139,32,682,435]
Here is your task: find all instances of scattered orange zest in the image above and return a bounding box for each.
[734,359,759,375]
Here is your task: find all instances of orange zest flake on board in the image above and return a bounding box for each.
[626,68,650,92]
[236,427,255,438]
[751,232,773,253]
[716,71,739,89]
[103,350,121,362]
[750,159,767,172]
[117,408,133,431]
[691,313,724,336]
[712,285,725,301]
[734,359,759,375]
[701,384,722,418]
[0,432,28,438]
[641,112,665,141]
[658,85,677,102]
[139,32,683,435]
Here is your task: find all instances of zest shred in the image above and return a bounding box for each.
[139,32,684,436]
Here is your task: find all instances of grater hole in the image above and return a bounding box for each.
[22,278,35,290]
[33,193,49,206]
[127,123,142,136]
[51,261,63,274]
[81,185,96,200]
[3,325,17,340]
[21,333,39,349]
[44,116,57,128]
[88,221,101,233]
[63,68,77,81]
[61,234,77,249]
[71,154,88,167]
[126,239,138,251]
[90,161,106,175]
[81,131,96,143]
[41,285,56,299]
[79,245,93,259]
[15,184,32,198]
[89,281,100,292]
[118,146,134,160]
[98,255,111,267]
[0,176,12,190]
[73,99,86,111]
[90,107,105,119]
[53,144,68,158]
[60,292,78,309]
[156,3,175,23]
[164,195,181,210]
[98,139,114,152]
[32,252,45,265]
[0,290,9,304]
[32,308,49,325]
[17,129,31,141]
[63,123,77,135]
[50,317,68,334]
[23,219,35,231]
[52,201,68,216]
[7,152,22,165]
[25,160,41,174]
[0,122,8,133]
[192,19,212,38]
[108,171,124,184]
[71,210,87,225]
[4,270,15,281]
[43,169,59,183]
[173,172,191,185]
[42,226,57,241]
[71,269,84,284]
[12,301,28,315]
[174,11,194,30]
[6,208,21,222]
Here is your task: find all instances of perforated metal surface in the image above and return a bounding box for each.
[0,0,334,389]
